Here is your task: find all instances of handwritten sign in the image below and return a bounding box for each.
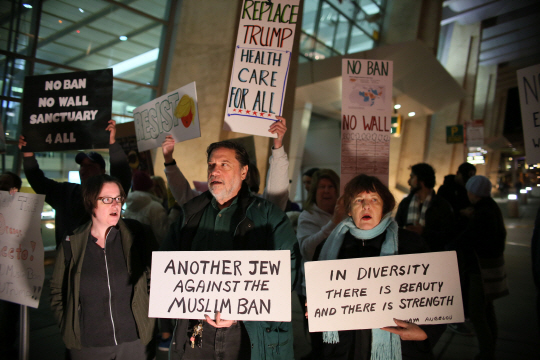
[341,59,393,191]
[149,251,291,321]
[0,191,45,308]
[223,0,300,137]
[517,64,540,164]
[305,251,464,332]
[21,69,112,152]
[134,82,201,152]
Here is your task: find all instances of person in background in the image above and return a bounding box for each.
[123,170,169,244]
[151,175,168,209]
[316,174,446,359]
[0,171,22,195]
[395,163,454,252]
[0,171,22,359]
[18,120,131,247]
[457,175,508,360]
[296,169,347,359]
[161,140,297,359]
[438,162,476,228]
[162,116,290,211]
[50,174,157,360]
[302,168,319,194]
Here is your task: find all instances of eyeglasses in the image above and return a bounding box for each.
[97,197,124,204]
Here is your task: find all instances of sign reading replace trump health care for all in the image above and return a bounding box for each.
[0,191,45,308]
[223,0,300,138]
[134,82,201,152]
[305,251,464,332]
[517,63,540,164]
[21,69,112,152]
[149,251,291,322]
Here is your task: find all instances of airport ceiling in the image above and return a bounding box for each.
[442,0,540,69]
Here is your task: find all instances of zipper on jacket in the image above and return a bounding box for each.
[104,230,118,345]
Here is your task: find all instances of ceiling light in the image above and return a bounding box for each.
[79,8,84,13]
[23,4,32,8]
[45,223,55,229]
[110,48,159,75]
[408,112,415,117]
[76,30,80,33]
[394,104,401,109]
[58,20,62,23]
[119,35,128,41]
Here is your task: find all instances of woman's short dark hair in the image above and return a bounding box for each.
[1,171,22,191]
[304,169,340,211]
[411,163,436,189]
[82,174,126,217]
[206,140,250,168]
[343,174,395,215]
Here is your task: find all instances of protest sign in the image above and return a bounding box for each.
[224,0,300,137]
[305,251,464,332]
[149,251,291,322]
[466,119,484,147]
[21,69,112,152]
[517,64,540,164]
[341,59,393,191]
[0,191,45,308]
[133,82,201,152]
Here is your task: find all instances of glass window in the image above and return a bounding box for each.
[302,0,319,35]
[112,80,156,124]
[317,3,340,47]
[129,0,170,20]
[333,15,350,54]
[0,0,37,55]
[348,26,374,53]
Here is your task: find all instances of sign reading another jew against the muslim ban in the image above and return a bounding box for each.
[134,82,201,152]
[149,251,291,322]
[517,64,540,164]
[0,191,45,308]
[341,59,393,191]
[305,251,464,332]
[21,69,112,152]
[224,0,300,137]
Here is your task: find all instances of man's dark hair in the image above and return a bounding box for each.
[343,174,395,216]
[206,140,250,168]
[303,167,319,177]
[1,172,22,191]
[411,163,436,189]
[82,174,126,217]
[458,162,476,183]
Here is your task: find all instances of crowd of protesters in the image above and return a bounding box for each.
[1,116,519,360]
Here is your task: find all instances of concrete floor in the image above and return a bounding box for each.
[11,197,540,359]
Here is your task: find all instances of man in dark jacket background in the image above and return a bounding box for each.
[161,140,297,360]
[18,119,131,247]
[395,163,454,252]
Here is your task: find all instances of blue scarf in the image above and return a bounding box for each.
[318,214,402,360]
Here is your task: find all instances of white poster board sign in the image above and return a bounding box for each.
[0,191,45,308]
[305,251,464,332]
[134,82,201,152]
[223,0,300,137]
[517,64,540,164]
[341,59,393,191]
[149,251,291,322]
[466,119,484,147]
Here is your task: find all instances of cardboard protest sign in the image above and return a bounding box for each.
[134,82,201,152]
[0,191,45,308]
[305,251,464,332]
[149,251,291,322]
[21,69,112,152]
[341,59,393,191]
[517,64,540,164]
[224,0,300,137]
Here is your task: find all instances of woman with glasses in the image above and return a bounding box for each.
[50,174,158,360]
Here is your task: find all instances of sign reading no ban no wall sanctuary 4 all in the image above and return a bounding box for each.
[21,69,112,152]
[224,0,300,138]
